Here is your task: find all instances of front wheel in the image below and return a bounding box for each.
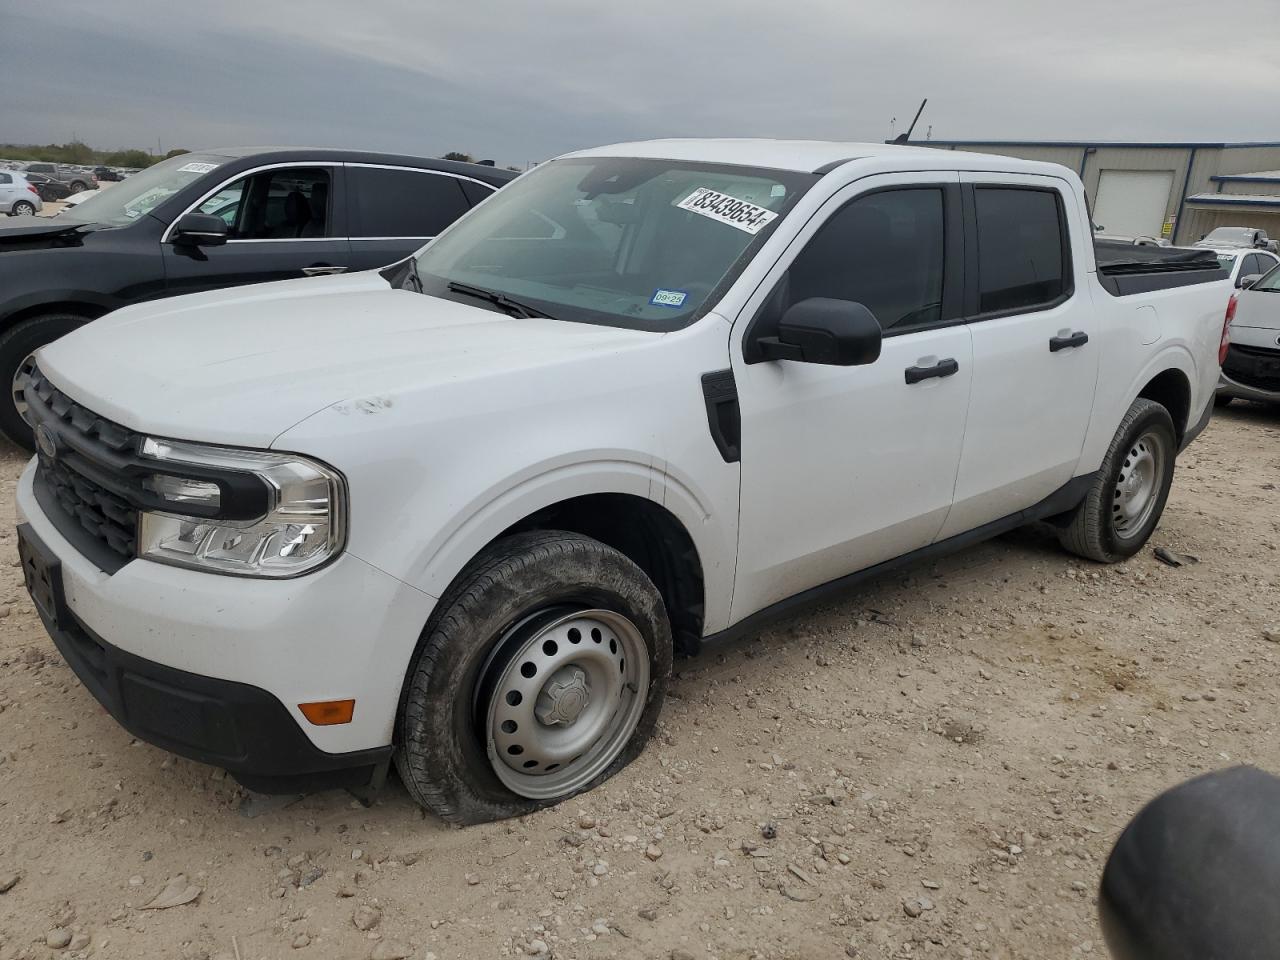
[0,313,89,449]
[1057,398,1177,562]
[396,531,671,824]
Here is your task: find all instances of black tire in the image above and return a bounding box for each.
[396,530,671,825]
[0,313,90,449]
[68,181,86,194]
[1214,393,1234,409]
[1057,398,1177,563]
[11,201,35,217]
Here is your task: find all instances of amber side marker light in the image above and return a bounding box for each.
[299,699,356,725]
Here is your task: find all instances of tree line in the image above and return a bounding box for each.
[0,141,189,168]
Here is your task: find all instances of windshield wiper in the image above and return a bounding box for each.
[447,281,552,320]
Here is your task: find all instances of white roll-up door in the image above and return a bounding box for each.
[1093,169,1176,239]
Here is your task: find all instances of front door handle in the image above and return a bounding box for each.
[1050,331,1089,352]
[904,358,959,384]
[302,265,348,276]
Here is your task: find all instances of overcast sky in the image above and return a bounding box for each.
[3,0,1277,165]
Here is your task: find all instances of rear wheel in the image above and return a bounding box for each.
[11,201,35,217]
[68,181,86,194]
[1058,398,1176,562]
[0,313,90,449]
[396,530,671,824]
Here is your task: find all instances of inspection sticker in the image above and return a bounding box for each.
[177,162,220,174]
[676,187,778,235]
[650,288,688,308]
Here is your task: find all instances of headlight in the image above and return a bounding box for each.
[136,437,346,578]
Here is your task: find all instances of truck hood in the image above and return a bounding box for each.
[38,271,658,447]
[0,218,99,248]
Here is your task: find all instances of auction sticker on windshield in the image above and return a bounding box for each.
[676,187,778,235]
[177,162,220,174]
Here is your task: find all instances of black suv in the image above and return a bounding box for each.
[0,148,515,447]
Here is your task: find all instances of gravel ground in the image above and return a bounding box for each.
[0,403,1277,960]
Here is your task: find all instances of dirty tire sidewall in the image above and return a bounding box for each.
[395,530,672,825]
[0,313,89,450]
[1058,398,1177,563]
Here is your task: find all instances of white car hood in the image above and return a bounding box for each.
[37,272,657,447]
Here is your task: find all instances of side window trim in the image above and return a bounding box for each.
[961,182,1075,323]
[741,181,964,362]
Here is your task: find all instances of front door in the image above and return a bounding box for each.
[162,164,351,297]
[938,174,1099,539]
[730,174,974,622]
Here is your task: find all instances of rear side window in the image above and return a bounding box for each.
[0,174,10,185]
[974,187,1068,314]
[786,188,946,332]
[351,168,471,238]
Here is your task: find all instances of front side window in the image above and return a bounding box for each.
[351,168,472,238]
[974,187,1068,314]
[196,168,331,240]
[783,188,946,332]
[1252,260,1280,292]
[412,157,816,332]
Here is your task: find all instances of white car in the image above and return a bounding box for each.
[16,140,1231,822]
[1209,247,1280,291]
[1219,262,1280,405]
[0,171,42,216]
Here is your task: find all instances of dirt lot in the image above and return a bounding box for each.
[0,404,1277,960]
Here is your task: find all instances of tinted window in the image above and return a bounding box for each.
[785,188,946,332]
[0,174,9,185]
[460,180,497,207]
[352,169,470,238]
[974,187,1067,314]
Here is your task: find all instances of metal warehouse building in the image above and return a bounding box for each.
[911,139,1280,246]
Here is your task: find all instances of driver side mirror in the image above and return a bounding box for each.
[171,212,229,247]
[1240,273,1264,290]
[755,298,883,366]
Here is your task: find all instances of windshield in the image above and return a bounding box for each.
[412,157,816,331]
[1204,227,1255,245]
[56,152,230,227]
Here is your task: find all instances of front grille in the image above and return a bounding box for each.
[26,366,143,571]
[1224,343,1280,393]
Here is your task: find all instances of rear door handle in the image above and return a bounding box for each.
[302,265,348,276]
[1050,331,1089,352]
[904,358,959,384]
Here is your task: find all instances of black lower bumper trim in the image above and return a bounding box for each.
[18,523,391,795]
[1180,396,1213,452]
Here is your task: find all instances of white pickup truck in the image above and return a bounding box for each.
[16,140,1231,823]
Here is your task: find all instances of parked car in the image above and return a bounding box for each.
[22,172,74,203]
[22,163,96,194]
[1209,247,1280,290]
[0,171,42,217]
[1195,226,1279,254]
[0,147,515,447]
[92,166,122,182]
[15,140,1229,821]
[1217,260,1280,406]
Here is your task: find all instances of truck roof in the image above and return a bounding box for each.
[563,138,1071,178]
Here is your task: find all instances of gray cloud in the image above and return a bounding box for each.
[3,0,1277,166]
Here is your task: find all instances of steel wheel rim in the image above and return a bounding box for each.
[11,352,36,426]
[1113,429,1167,538]
[483,608,649,800]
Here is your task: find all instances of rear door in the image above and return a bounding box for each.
[938,174,1099,539]
[0,173,14,209]
[162,163,351,297]
[344,165,488,271]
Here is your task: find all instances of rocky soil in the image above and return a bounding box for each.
[1,404,1278,960]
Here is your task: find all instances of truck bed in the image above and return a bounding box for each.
[1094,241,1226,296]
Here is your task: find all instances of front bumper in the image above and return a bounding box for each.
[16,460,437,790]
